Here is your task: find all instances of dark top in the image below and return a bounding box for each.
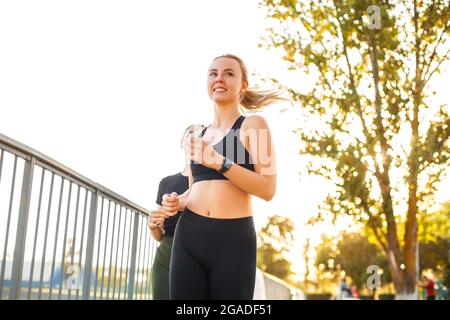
[190,115,255,183]
[155,172,189,238]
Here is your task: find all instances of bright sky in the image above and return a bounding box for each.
[1,0,449,281]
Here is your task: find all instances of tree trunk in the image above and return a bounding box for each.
[367,26,415,298]
[396,267,418,299]
[382,245,404,292]
[395,291,418,300]
[402,0,422,298]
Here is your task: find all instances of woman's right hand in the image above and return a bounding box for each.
[148,209,167,231]
[162,192,180,216]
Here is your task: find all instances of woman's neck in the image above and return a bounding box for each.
[212,102,241,128]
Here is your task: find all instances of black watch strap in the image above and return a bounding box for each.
[219,157,232,174]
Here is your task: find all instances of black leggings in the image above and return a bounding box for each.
[169,207,256,300]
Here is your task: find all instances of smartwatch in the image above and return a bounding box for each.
[219,157,232,174]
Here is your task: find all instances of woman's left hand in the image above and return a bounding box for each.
[161,192,180,215]
[187,134,223,170]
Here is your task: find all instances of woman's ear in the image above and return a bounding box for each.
[241,80,248,92]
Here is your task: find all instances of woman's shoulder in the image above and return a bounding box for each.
[242,114,270,130]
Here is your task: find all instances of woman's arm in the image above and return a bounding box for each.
[178,164,193,211]
[219,115,277,201]
[216,158,276,201]
[161,166,192,214]
[149,224,164,242]
[147,206,167,242]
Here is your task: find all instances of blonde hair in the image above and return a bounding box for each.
[213,54,286,112]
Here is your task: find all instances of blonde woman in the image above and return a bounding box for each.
[162,54,281,300]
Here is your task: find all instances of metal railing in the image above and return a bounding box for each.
[256,269,305,300]
[0,133,156,300]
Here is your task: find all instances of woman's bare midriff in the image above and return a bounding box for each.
[185,180,252,218]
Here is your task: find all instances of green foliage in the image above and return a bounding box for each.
[418,201,450,244]
[315,232,391,291]
[257,215,295,282]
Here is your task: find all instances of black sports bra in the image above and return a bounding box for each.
[190,115,255,183]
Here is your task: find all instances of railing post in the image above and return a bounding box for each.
[127,211,140,300]
[9,157,35,300]
[82,190,98,300]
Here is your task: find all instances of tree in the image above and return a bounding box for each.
[257,215,295,282]
[337,232,391,292]
[314,235,341,292]
[260,0,450,298]
[315,232,390,294]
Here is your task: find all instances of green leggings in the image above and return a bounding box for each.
[151,236,173,300]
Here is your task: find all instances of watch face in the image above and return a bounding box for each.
[220,158,232,173]
[224,158,232,170]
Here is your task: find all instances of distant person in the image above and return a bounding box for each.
[351,285,359,299]
[435,279,448,300]
[417,275,436,300]
[338,278,352,299]
[148,124,204,300]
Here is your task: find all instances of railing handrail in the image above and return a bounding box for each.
[0,132,151,216]
[260,269,302,292]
